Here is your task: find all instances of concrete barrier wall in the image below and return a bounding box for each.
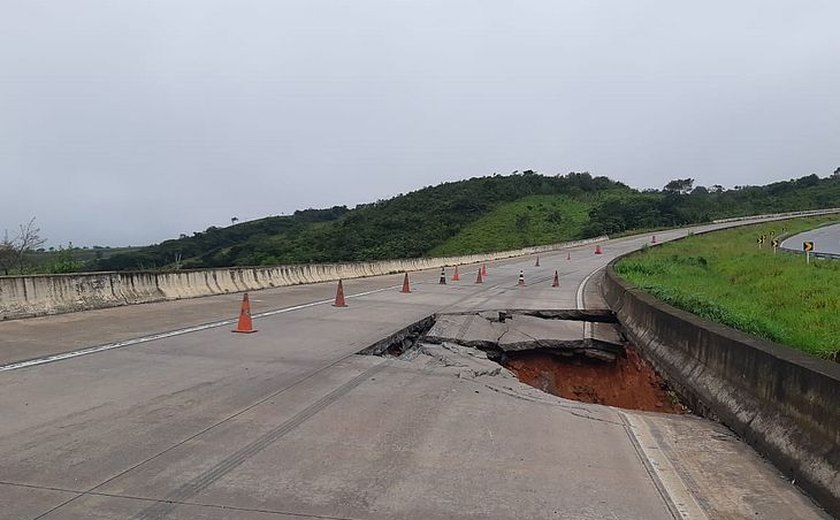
[0,236,606,320]
[711,207,840,224]
[602,262,840,517]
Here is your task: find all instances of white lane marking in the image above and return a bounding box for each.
[0,285,399,373]
[576,264,607,339]
[575,265,606,310]
[620,411,709,520]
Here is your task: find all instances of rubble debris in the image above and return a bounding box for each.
[356,309,686,414]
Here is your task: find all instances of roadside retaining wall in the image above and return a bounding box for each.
[0,237,606,320]
[602,261,840,517]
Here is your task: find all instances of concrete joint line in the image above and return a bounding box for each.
[619,411,709,520]
[2,481,361,520]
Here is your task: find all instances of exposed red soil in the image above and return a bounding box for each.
[504,345,687,413]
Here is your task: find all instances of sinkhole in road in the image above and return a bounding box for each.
[500,345,686,413]
[358,310,686,413]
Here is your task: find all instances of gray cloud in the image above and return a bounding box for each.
[1,1,838,246]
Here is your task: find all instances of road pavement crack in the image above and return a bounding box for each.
[477,383,622,425]
[495,325,511,344]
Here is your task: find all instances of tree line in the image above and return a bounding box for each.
[5,170,840,275]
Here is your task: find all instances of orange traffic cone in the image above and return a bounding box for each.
[535,256,540,267]
[481,263,488,277]
[438,267,447,285]
[452,265,460,281]
[651,235,657,244]
[517,270,526,286]
[232,293,258,333]
[400,272,411,293]
[551,270,560,287]
[475,268,484,284]
[594,245,603,255]
[333,280,348,307]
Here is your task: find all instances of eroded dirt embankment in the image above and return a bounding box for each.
[503,345,686,413]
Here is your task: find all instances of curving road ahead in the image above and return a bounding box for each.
[0,218,832,520]
[783,222,840,255]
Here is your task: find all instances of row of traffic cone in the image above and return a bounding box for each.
[440,264,488,284]
[231,244,624,332]
[334,264,489,310]
[232,263,491,330]
[515,269,561,288]
[533,241,611,262]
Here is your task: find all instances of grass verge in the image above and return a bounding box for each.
[615,216,840,360]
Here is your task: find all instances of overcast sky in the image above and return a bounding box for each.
[1,1,838,247]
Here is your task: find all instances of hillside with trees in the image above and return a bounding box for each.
[94,171,626,271]
[5,170,840,274]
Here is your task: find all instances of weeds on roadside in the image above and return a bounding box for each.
[615,216,840,360]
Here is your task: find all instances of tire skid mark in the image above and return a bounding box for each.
[132,362,389,520]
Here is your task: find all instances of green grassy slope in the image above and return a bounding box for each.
[429,195,596,256]
[93,172,626,270]
[615,216,840,359]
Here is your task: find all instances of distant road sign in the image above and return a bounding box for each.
[803,241,815,252]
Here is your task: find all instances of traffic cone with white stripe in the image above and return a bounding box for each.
[439,267,447,285]
[517,270,526,286]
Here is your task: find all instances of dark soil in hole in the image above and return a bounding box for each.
[503,344,687,414]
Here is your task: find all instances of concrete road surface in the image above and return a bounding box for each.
[0,221,832,519]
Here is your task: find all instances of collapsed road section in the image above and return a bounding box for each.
[358,309,685,413]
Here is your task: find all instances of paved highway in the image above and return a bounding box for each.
[783,222,840,255]
[0,222,831,519]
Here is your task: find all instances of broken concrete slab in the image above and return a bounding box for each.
[590,321,623,345]
[415,342,515,381]
[443,308,618,323]
[425,310,624,361]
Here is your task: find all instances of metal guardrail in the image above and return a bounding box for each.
[777,219,840,260]
[779,247,840,260]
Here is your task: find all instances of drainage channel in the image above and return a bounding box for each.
[358,310,687,414]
